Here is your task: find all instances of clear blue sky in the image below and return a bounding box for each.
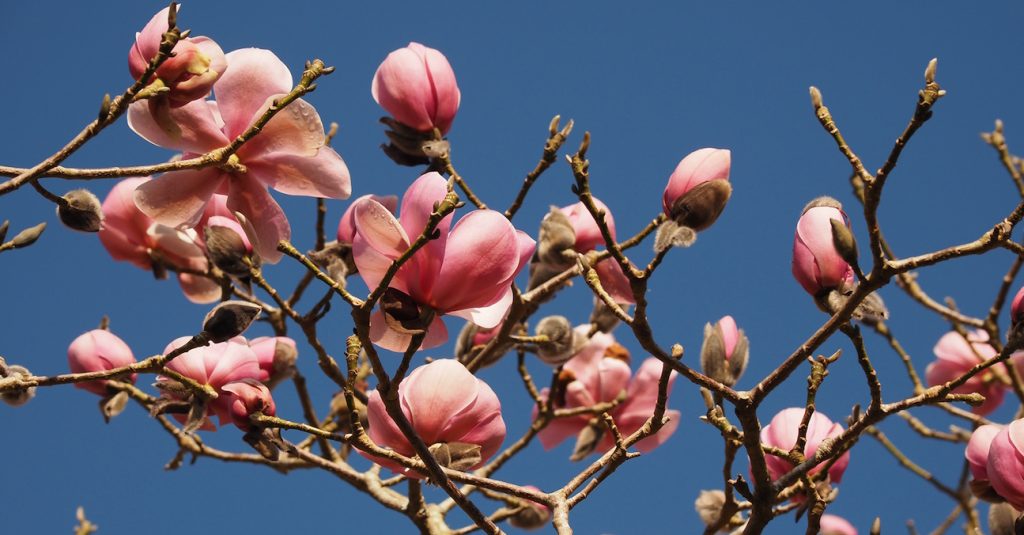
[3,1,1024,533]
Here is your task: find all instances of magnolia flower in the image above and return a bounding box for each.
[662,148,732,230]
[129,48,351,262]
[536,330,679,456]
[372,42,460,134]
[128,6,227,107]
[819,514,858,535]
[792,198,854,296]
[1012,286,1024,326]
[987,419,1024,509]
[966,424,1001,485]
[97,177,221,303]
[247,336,298,388]
[221,379,276,431]
[700,315,749,387]
[364,359,505,475]
[352,172,534,352]
[158,336,266,429]
[926,330,1005,415]
[67,329,137,395]
[760,407,850,484]
[338,195,399,244]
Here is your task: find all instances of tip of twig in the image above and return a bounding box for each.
[924,58,938,84]
[549,115,561,135]
[808,86,822,108]
[167,2,178,28]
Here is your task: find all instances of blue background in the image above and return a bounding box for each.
[2,1,1023,533]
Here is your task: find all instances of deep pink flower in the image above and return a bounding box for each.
[987,419,1024,509]
[372,42,460,134]
[760,407,850,484]
[337,194,398,244]
[97,177,221,304]
[221,379,276,431]
[1012,286,1024,326]
[67,329,137,395]
[158,336,266,429]
[128,48,351,262]
[364,359,505,476]
[352,172,534,352]
[926,330,1004,416]
[819,514,857,535]
[128,6,227,107]
[792,199,854,296]
[536,331,679,455]
[966,424,1002,482]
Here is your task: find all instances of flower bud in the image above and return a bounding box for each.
[56,189,103,233]
[829,218,859,269]
[0,220,8,243]
[535,315,586,366]
[454,321,510,369]
[662,148,732,232]
[694,489,727,528]
[202,301,262,342]
[427,441,482,471]
[589,297,622,333]
[372,42,460,135]
[248,336,297,389]
[819,514,858,535]
[204,215,255,277]
[2,365,36,407]
[508,486,552,531]
[536,207,577,267]
[792,197,854,297]
[1012,286,1024,326]
[67,329,137,395]
[988,503,1022,535]
[699,315,749,387]
[222,379,276,431]
[7,222,46,249]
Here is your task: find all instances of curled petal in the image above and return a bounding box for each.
[133,168,226,228]
[247,145,351,200]
[216,49,294,138]
[226,177,291,263]
[127,99,229,154]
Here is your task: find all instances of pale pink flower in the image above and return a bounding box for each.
[352,172,534,352]
[372,42,460,134]
[558,198,634,305]
[966,424,1002,482]
[363,359,505,475]
[221,379,276,431]
[128,48,351,262]
[67,329,137,395]
[760,407,850,484]
[128,6,227,107]
[987,419,1024,509]
[819,514,857,535]
[337,194,398,244]
[248,336,297,382]
[792,199,854,296]
[926,330,1004,416]
[97,177,220,304]
[159,336,266,429]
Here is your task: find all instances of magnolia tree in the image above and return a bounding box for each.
[3,5,1024,535]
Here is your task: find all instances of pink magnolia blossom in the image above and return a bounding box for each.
[128,6,227,107]
[926,330,1005,415]
[791,199,854,296]
[97,177,221,303]
[559,198,635,305]
[662,148,731,215]
[536,330,679,455]
[1012,286,1024,325]
[337,194,398,244]
[819,514,858,535]
[159,336,266,429]
[760,407,850,484]
[67,329,137,395]
[363,359,505,475]
[248,336,297,382]
[700,315,749,387]
[372,42,460,134]
[221,379,276,431]
[987,419,1024,509]
[128,48,351,262]
[352,172,534,352]
[966,424,1002,482]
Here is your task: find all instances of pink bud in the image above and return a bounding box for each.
[221,379,276,431]
[248,336,297,387]
[966,424,1003,482]
[1012,286,1024,326]
[791,198,854,296]
[760,407,849,485]
[372,43,461,134]
[128,7,227,107]
[662,148,732,230]
[67,329,137,395]
[819,514,858,535]
[987,419,1024,509]
[559,197,616,253]
[363,359,506,475]
[926,330,1004,415]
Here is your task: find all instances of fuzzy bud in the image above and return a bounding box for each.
[202,301,262,342]
[508,486,552,531]
[699,316,749,387]
[7,222,46,249]
[988,503,1022,535]
[2,365,36,407]
[695,489,727,528]
[427,441,482,471]
[536,207,577,267]
[204,216,255,277]
[662,148,732,232]
[829,217,859,270]
[535,316,585,366]
[57,189,103,233]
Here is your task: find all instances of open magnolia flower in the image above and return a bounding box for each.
[352,172,534,352]
[98,177,221,304]
[128,48,351,262]
[926,330,1011,416]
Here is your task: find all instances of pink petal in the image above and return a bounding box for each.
[432,210,521,312]
[366,389,416,458]
[560,197,616,252]
[226,177,291,263]
[133,168,226,228]
[246,145,352,200]
[718,316,739,358]
[237,97,326,159]
[368,312,449,353]
[371,46,436,132]
[398,172,452,287]
[127,98,229,154]
[448,288,513,329]
[795,206,851,291]
[215,49,293,138]
[338,195,398,243]
[966,424,1002,481]
[594,258,635,305]
[417,44,460,135]
[401,360,479,445]
[177,272,222,304]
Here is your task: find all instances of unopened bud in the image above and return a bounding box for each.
[202,301,262,342]
[2,365,36,407]
[829,218,858,269]
[56,189,104,233]
[535,316,584,366]
[454,322,509,368]
[694,489,726,527]
[699,316,749,387]
[309,241,355,282]
[7,222,46,248]
[380,288,433,335]
[925,58,938,84]
[428,441,482,471]
[809,86,823,108]
[98,93,111,121]
[0,220,9,243]
[654,219,696,252]
[668,179,732,232]
[536,207,577,267]
[205,216,255,277]
[508,486,552,531]
[802,196,843,213]
[569,421,604,461]
[589,297,621,333]
[988,503,1021,535]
